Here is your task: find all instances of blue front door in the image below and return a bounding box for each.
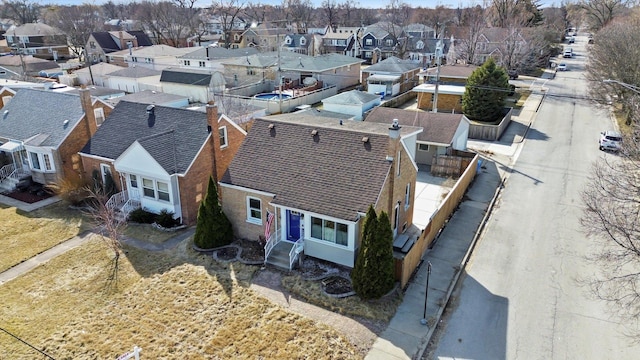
[287,210,301,241]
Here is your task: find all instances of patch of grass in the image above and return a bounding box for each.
[0,202,87,272]
[123,223,189,244]
[281,274,401,322]
[1,237,359,359]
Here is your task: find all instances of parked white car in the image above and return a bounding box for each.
[557,63,567,71]
[599,130,622,152]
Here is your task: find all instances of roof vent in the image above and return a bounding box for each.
[146,105,155,115]
[63,119,69,127]
[268,123,275,129]
[2,110,8,119]
[362,136,369,143]
[311,129,318,136]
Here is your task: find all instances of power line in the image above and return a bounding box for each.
[0,326,56,359]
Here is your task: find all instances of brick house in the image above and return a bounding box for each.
[79,102,246,225]
[85,31,154,64]
[0,88,112,189]
[219,113,422,269]
[365,107,469,165]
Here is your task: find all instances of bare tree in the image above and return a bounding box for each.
[282,0,313,33]
[321,0,339,29]
[337,0,360,27]
[41,5,106,61]
[586,15,640,124]
[579,0,628,31]
[136,0,202,47]
[581,132,640,331]
[211,0,246,48]
[456,5,487,65]
[84,187,127,285]
[491,0,543,27]
[1,0,40,24]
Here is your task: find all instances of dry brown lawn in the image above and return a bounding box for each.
[0,237,360,359]
[124,223,190,244]
[0,202,90,273]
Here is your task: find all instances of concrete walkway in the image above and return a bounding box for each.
[0,231,94,285]
[366,70,553,360]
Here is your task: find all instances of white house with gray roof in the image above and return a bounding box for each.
[160,67,226,103]
[178,47,259,73]
[104,66,162,94]
[321,90,381,120]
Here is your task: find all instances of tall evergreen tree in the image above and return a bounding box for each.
[462,57,510,122]
[351,205,378,299]
[372,211,396,297]
[194,176,234,249]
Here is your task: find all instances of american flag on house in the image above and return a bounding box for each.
[265,210,274,240]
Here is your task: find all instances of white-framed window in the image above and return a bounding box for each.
[131,56,138,62]
[219,126,228,148]
[247,68,256,75]
[29,152,40,170]
[418,143,429,151]
[184,60,191,66]
[157,181,170,201]
[199,61,206,67]
[145,58,153,63]
[247,197,262,224]
[20,36,29,43]
[100,163,111,184]
[396,150,401,176]
[385,39,394,46]
[142,178,155,198]
[300,37,306,45]
[94,108,105,126]
[286,36,292,44]
[310,216,348,246]
[129,174,138,188]
[141,177,171,202]
[365,38,372,46]
[43,154,52,171]
[405,183,411,209]
[28,151,56,173]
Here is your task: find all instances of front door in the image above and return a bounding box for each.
[287,210,301,241]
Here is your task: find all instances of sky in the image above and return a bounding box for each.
[41,0,562,9]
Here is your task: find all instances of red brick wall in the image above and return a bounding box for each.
[215,118,246,183]
[178,140,216,225]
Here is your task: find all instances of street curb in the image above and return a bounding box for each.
[416,170,506,359]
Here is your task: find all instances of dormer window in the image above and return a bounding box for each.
[300,37,306,45]
[416,40,424,50]
[385,38,394,46]
[286,36,292,44]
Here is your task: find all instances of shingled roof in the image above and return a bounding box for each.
[221,117,400,221]
[362,56,420,74]
[0,89,85,148]
[366,107,464,145]
[80,101,210,175]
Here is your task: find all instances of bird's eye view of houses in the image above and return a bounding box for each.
[2,0,640,359]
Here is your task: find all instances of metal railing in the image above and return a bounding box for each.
[8,168,30,180]
[288,239,305,270]
[106,191,128,211]
[0,164,15,182]
[121,198,141,218]
[264,231,281,265]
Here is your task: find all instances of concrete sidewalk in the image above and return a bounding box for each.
[366,71,551,359]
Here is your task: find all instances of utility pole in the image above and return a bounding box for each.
[432,24,446,113]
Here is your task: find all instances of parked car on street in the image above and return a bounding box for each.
[599,130,622,152]
[508,69,519,79]
[557,63,567,71]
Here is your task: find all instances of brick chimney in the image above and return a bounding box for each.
[207,101,220,181]
[387,118,401,216]
[119,31,125,50]
[79,87,98,136]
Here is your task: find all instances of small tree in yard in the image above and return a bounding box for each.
[194,176,233,249]
[462,57,511,122]
[352,206,396,299]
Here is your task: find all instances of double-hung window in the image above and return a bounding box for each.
[30,152,40,170]
[247,197,262,224]
[141,178,170,202]
[219,126,228,148]
[405,183,411,209]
